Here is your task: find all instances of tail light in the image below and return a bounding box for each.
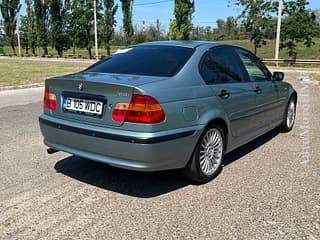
[112,94,165,124]
[43,86,57,111]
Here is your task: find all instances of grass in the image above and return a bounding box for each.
[1,39,320,88]
[2,39,320,60]
[0,60,85,87]
[309,73,320,82]
[224,38,320,60]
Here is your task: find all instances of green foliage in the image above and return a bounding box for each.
[169,0,194,40]
[49,0,69,57]
[25,0,37,54]
[0,0,21,55]
[168,20,178,40]
[19,15,29,53]
[130,24,165,44]
[130,32,146,44]
[144,24,163,41]
[64,1,77,55]
[66,0,102,58]
[34,0,49,55]
[0,0,318,60]
[213,17,240,40]
[233,0,273,54]
[103,0,118,55]
[281,0,317,59]
[191,26,213,41]
[120,0,134,41]
[225,38,320,60]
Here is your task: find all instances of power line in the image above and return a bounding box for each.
[134,0,174,7]
[134,0,228,6]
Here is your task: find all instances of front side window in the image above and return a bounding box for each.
[86,45,194,77]
[236,48,271,82]
[200,47,246,84]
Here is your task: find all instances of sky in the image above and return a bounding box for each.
[17,0,320,31]
[117,0,320,30]
[127,0,240,29]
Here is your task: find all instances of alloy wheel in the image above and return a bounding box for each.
[286,100,296,129]
[199,128,223,176]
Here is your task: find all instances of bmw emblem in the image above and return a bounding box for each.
[78,83,84,91]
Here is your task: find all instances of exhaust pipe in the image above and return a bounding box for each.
[47,148,59,154]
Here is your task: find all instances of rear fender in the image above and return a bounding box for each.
[196,108,231,145]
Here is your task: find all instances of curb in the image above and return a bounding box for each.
[0,83,44,92]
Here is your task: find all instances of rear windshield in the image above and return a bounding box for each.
[86,45,194,77]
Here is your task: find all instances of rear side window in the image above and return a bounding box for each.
[86,46,194,77]
[200,47,246,84]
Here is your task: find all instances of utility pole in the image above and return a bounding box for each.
[16,14,21,56]
[275,0,283,67]
[93,0,98,58]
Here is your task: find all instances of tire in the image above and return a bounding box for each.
[183,125,225,183]
[280,97,296,132]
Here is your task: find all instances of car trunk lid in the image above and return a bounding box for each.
[45,72,167,127]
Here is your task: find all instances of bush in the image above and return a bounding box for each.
[130,33,147,44]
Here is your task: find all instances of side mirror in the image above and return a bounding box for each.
[273,71,284,81]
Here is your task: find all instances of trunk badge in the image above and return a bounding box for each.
[78,83,84,91]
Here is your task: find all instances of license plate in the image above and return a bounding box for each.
[63,97,104,115]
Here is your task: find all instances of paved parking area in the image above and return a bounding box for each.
[0,72,319,239]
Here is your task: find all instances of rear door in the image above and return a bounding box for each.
[200,46,257,138]
[235,48,283,130]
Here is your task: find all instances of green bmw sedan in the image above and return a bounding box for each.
[39,41,297,183]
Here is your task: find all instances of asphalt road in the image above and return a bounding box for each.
[0,72,319,240]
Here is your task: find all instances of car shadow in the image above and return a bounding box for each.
[54,156,190,198]
[54,129,279,198]
[223,128,279,166]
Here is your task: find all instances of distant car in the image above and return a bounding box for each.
[39,41,297,183]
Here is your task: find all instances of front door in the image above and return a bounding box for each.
[235,48,282,131]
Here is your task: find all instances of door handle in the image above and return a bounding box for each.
[218,90,230,99]
[254,87,262,94]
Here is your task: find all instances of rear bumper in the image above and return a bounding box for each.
[39,114,204,171]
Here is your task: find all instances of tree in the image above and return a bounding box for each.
[49,0,68,57]
[281,0,317,59]
[19,15,29,53]
[311,10,320,37]
[145,24,164,41]
[214,17,239,40]
[65,0,77,55]
[232,0,273,54]
[225,16,239,39]
[120,0,134,41]
[103,0,118,55]
[0,19,5,54]
[169,0,194,40]
[130,23,165,44]
[0,0,21,55]
[25,0,37,55]
[34,0,49,55]
[67,0,101,58]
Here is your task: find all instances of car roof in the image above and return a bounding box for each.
[136,40,236,49]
